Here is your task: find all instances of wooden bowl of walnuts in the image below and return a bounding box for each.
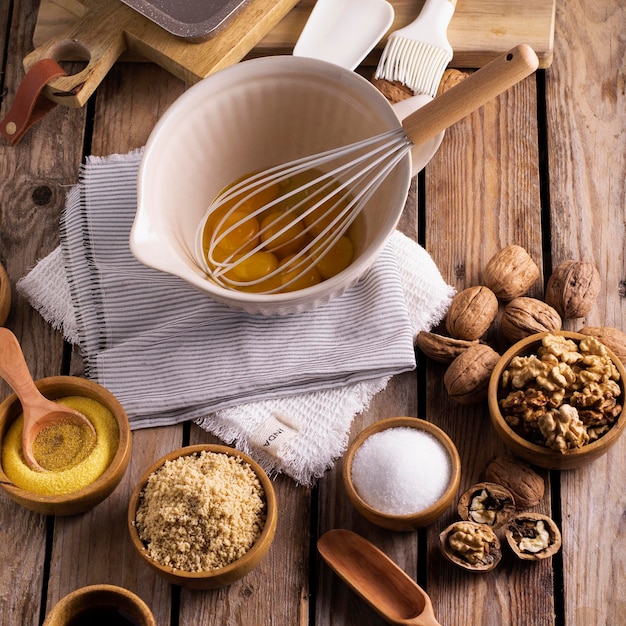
[488,331,626,470]
[127,444,277,589]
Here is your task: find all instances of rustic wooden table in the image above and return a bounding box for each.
[1,1,624,624]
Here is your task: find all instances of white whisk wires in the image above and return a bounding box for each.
[197,127,412,293]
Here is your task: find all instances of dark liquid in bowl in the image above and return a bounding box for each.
[66,605,143,626]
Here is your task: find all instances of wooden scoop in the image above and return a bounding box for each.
[317,529,441,626]
[0,328,95,472]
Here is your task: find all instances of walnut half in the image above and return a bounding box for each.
[439,521,502,572]
[505,512,562,561]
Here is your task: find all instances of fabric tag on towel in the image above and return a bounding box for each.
[250,413,299,459]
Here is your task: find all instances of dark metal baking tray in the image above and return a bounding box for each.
[120,0,249,40]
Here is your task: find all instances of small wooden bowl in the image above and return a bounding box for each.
[342,417,461,531]
[43,584,156,625]
[0,376,132,516]
[0,262,10,326]
[127,444,277,589]
[488,331,626,470]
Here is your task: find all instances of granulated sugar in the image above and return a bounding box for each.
[351,426,452,515]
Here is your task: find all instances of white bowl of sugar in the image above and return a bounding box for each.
[342,417,461,531]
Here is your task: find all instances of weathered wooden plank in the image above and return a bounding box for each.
[315,373,420,625]
[41,62,187,624]
[314,176,419,623]
[0,1,87,625]
[184,425,312,625]
[45,427,180,624]
[89,61,185,156]
[423,74,555,625]
[545,1,626,624]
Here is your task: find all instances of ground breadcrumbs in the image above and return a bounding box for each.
[135,450,266,572]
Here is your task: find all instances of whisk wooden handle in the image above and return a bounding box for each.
[402,44,539,146]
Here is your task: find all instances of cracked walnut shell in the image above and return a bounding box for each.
[545,260,601,319]
[439,520,502,572]
[505,513,561,561]
[415,331,477,364]
[482,245,540,301]
[457,482,516,529]
[445,286,499,340]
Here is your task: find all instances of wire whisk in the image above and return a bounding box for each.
[196,45,539,294]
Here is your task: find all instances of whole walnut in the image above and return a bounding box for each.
[436,69,469,96]
[578,326,626,365]
[500,297,562,343]
[482,245,540,301]
[444,343,501,404]
[371,78,413,104]
[545,260,601,319]
[484,455,545,508]
[445,286,499,340]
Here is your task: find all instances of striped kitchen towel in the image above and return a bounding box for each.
[18,150,454,484]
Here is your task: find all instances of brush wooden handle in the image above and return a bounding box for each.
[402,44,538,146]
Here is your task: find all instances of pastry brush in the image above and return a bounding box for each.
[375,0,457,97]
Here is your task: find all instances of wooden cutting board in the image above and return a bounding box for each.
[26,0,300,107]
[34,0,556,69]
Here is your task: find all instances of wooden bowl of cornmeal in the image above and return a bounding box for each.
[0,376,132,515]
[342,417,461,531]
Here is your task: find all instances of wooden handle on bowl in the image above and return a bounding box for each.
[402,44,539,147]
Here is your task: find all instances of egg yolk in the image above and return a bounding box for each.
[203,176,281,257]
[225,251,279,282]
[313,235,355,279]
[210,210,260,253]
[303,192,350,236]
[201,168,359,293]
[260,210,308,257]
[279,255,322,292]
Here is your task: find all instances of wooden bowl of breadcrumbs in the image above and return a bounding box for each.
[127,444,277,589]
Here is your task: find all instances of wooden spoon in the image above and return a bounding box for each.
[317,529,441,626]
[0,328,96,471]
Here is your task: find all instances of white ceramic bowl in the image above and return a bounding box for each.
[130,55,442,315]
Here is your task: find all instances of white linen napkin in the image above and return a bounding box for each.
[18,150,454,484]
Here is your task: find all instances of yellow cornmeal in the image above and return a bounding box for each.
[1,396,119,496]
